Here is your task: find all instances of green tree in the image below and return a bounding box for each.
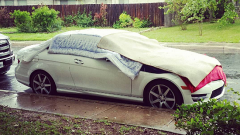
[161,0,218,34]
[218,0,239,27]
[181,0,209,36]
[160,0,239,35]
[160,0,188,30]
[206,0,218,22]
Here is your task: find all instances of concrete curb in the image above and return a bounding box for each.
[160,42,240,53]
[163,45,240,54]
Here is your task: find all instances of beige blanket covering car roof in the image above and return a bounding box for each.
[98,31,221,87]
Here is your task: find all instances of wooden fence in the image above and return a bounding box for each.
[0,3,165,27]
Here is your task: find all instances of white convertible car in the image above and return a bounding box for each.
[15,29,226,109]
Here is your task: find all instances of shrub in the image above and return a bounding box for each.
[174,98,240,135]
[64,15,74,27]
[114,11,152,29]
[113,21,122,29]
[74,10,94,27]
[32,6,62,32]
[133,18,143,28]
[10,6,62,33]
[119,11,133,28]
[10,10,34,32]
[51,18,63,32]
[141,18,152,28]
[94,3,108,27]
[133,17,152,28]
[0,7,11,28]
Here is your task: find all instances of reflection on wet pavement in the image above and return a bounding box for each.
[0,65,31,92]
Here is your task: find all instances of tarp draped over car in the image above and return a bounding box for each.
[97,30,221,87]
[47,30,142,79]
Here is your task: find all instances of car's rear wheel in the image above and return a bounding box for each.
[144,80,183,109]
[30,71,56,95]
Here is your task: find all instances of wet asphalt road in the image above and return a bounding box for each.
[0,46,240,104]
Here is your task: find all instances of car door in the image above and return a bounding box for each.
[37,50,75,91]
[69,55,132,96]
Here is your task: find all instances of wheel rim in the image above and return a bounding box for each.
[32,73,52,94]
[149,84,176,109]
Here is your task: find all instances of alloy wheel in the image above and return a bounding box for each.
[32,73,52,94]
[149,84,176,109]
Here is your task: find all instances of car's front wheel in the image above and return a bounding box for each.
[144,80,183,109]
[30,71,56,95]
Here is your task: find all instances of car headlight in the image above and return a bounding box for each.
[0,39,8,45]
[0,39,12,55]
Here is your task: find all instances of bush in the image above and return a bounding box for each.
[74,10,94,27]
[174,99,240,135]
[10,10,34,32]
[133,17,152,28]
[32,6,62,32]
[64,15,74,27]
[119,11,133,28]
[133,18,143,28]
[113,11,151,29]
[0,7,11,28]
[10,6,62,33]
[141,18,152,28]
[94,3,108,27]
[51,18,63,32]
[113,21,122,29]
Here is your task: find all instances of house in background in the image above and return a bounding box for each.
[0,0,164,6]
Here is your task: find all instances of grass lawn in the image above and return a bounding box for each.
[0,27,86,41]
[142,19,240,43]
[0,27,149,41]
[0,20,239,42]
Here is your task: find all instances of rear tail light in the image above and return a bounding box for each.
[18,59,20,64]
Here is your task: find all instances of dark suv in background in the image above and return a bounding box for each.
[0,34,15,75]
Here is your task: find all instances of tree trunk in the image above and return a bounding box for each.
[198,21,202,36]
[207,8,214,22]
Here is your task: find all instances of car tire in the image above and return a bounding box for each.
[144,80,183,109]
[30,71,56,95]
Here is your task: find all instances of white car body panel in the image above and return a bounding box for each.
[69,55,131,95]
[16,51,75,90]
